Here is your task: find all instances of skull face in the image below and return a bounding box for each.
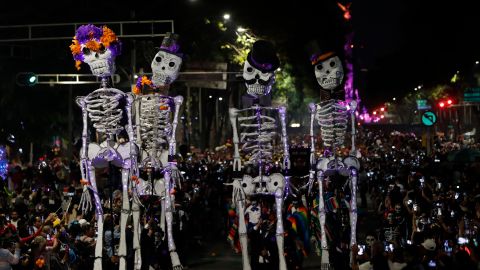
[314,56,344,91]
[151,50,182,87]
[243,60,275,97]
[82,44,115,77]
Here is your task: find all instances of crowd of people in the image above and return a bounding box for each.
[0,126,480,269]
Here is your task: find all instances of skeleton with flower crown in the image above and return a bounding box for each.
[70,24,141,270]
[131,32,184,270]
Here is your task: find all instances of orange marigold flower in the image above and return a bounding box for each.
[70,37,82,55]
[36,258,45,268]
[75,60,82,71]
[133,86,141,95]
[80,179,89,185]
[141,76,152,86]
[85,40,101,52]
[100,26,118,47]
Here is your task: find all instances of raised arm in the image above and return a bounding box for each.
[229,108,242,171]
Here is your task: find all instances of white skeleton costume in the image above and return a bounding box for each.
[228,40,290,270]
[70,25,141,270]
[307,50,360,269]
[132,32,184,270]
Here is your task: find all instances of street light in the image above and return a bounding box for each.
[223,13,231,20]
[237,26,246,32]
[392,97,396,101]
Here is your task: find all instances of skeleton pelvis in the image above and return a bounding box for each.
[316,156,360,176]
[135,178,166,198]
[240,173,285,195]
[139,150,168,169]
[87,143,123,168]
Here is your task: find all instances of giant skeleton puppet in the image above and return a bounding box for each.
[70,25,141,270]
[307,45,360,268]
[132,32,184,270]
[229,40,290,270]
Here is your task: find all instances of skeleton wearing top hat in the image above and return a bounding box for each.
[132,32,184,270]
[306,41,360,269]
[228,40,290,270]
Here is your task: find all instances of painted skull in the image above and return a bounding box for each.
[243,59,275,97]
[314,55,344,91]
[82,44,115,77]
[151,50,182,87]
[70,25,121,78]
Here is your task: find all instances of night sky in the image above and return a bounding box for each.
[1,0,479,109]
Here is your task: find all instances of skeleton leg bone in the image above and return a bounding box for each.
[164,172,183,270]
[236,195,250,270]
[317,170,329,267]
[132,195,142,269]
[274,188,287,270]
[119,169,131,270]
[89,166,104,270]
[349,169,358,266]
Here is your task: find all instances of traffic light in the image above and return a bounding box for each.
[16,72,37,87]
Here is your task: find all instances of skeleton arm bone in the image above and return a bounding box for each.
[349,100,357,155]
[169,96,183,156]
[309,103,317,166]
[278,106,290,170]
[76,97,93,214]
[229,108,242,171]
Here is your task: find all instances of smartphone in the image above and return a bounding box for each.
[458,237,469,245]
[428,260,436,268]
[358,245,365,255]
[47,234,51,241]
[444,240,452,254]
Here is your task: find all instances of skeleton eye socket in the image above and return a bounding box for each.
[246,67,253,73]
[329,61,336,67]
[169,61,175,67]
[99,44,106,53]
[316,64,322,70]
[82,47,91,55]
[155,56,162,62]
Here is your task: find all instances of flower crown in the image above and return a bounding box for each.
[69,24,121,70]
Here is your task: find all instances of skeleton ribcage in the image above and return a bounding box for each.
[315,100,348,148]
[238,112,277,166]
[84,88,124,135]
[138,95,172,153]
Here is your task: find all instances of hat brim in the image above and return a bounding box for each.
[247,52,279,73]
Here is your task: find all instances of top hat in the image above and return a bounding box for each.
[159,32,183,57]
[246,40,280,73]
[306,40,341,65]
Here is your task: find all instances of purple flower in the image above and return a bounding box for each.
[75,24,103,44]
